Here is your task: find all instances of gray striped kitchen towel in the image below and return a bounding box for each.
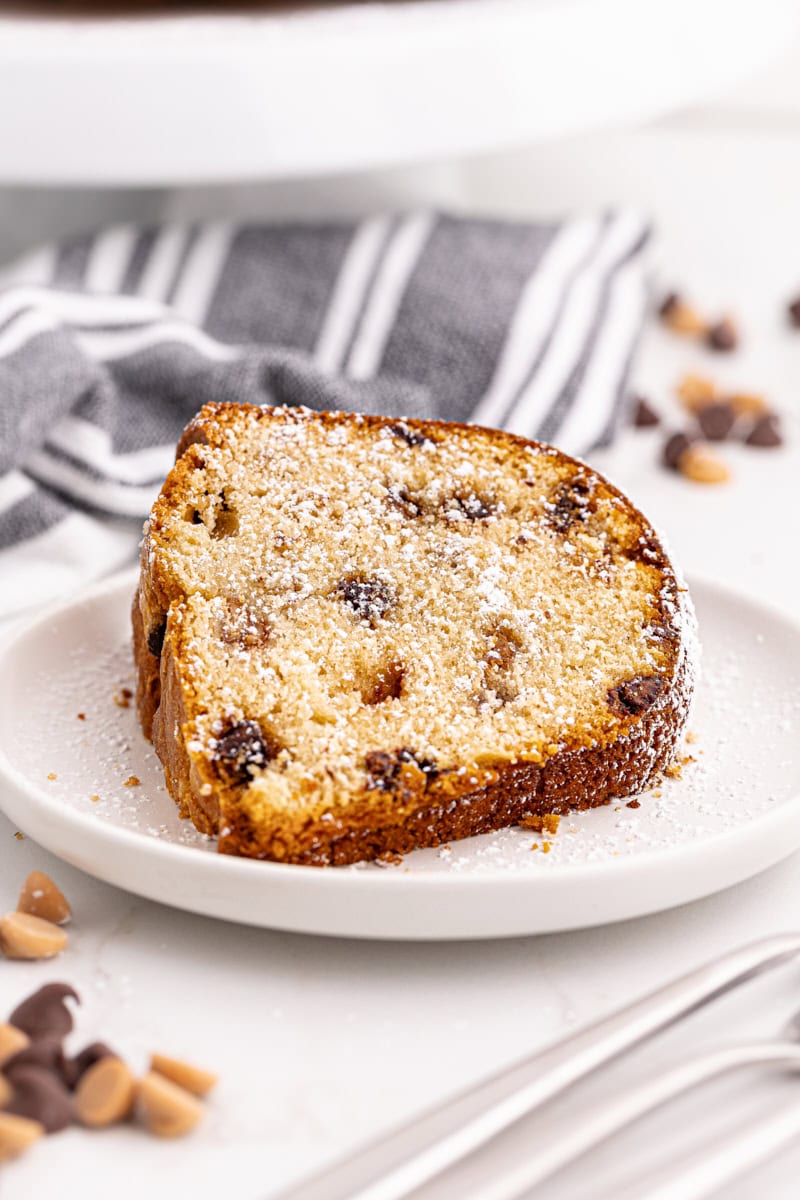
[0,209,649,617]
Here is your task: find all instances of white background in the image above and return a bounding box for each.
[2,25,800,1200]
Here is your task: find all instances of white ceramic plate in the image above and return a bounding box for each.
[0,567,798,940]
[0,0,797,184]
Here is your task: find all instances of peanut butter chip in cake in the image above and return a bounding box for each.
[607,675,665,718]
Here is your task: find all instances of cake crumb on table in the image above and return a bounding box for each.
[123,775,141,788]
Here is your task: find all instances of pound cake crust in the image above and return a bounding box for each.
[134,403,696,866]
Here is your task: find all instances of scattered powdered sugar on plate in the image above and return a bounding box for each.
[4,576,799,879]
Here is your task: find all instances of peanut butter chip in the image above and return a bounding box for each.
[0,1024,30,1066]
[678,444,731,485]
[0,913,68,960]
[0,1112,45,1162]
[149,1053,218,1098]
[17,871,72,926]
[137,1072,204,1138]
[76,1057,135,1128]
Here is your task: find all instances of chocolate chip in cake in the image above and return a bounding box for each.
[607,674,665,718]
[211,719,280,784]
[147,620,167,658]
[9,984,78,1041]
[443,493,496,521]
[787,296,800,328]
[661,431,696,471]
[386,422,432,448]
[386,483,423,518]
[631,396,660,428]
[697,401,736,441]
[546,479,591,532]
[706,317,739,352]
[4,1065,74,1133]
[365,748,437,791]
[397,748,438,778]
[744,413,783,448]
[336,575,396,626]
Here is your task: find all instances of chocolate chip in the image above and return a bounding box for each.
[397,748,438,778]
[631,396,660,428]
[9,984,79,1041]
[787,297,800,328]
[4,1037,67,1083]
[546,479,591,532]
[364,748,437,791]
[64,1042,117,1090]
[607,675,665,718]
[444,494,495,521]
[336,575,396,625]
[744,413,783,448]
[364,751,399,791]
[386,422,431,448]
[4,1066,74,1133]
[706,317,738,352]
[662,431,695,471]
[146,620,167,658]
[211,719,279,784]
[386,483,423,518]
[697,401,736,441]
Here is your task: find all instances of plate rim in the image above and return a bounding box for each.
[0,566,799,899]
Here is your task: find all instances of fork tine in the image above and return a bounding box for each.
[625,1095,800,1200]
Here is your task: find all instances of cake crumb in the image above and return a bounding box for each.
[664,754,697,780]
[542,841,552,854]
[89,795,101,804]
[627,799,641,809]
[77,713,86,721]
[519,813,561,836]
[123,776,141,789]
[113,690,132,709]
[13,832,24,841]
[47,773,57,781]
[685,730,698,744]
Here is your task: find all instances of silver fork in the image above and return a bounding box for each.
[429,1011,800,1199]
[275,935,800,1200]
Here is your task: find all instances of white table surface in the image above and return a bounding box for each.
[3,50,800,1200]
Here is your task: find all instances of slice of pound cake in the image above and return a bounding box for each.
[133,403,696,866]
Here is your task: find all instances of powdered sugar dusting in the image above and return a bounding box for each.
[6,573,797,880]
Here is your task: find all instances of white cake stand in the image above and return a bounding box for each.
[0,0,797,184]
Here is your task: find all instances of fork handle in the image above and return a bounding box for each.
[275,934,800,1200]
